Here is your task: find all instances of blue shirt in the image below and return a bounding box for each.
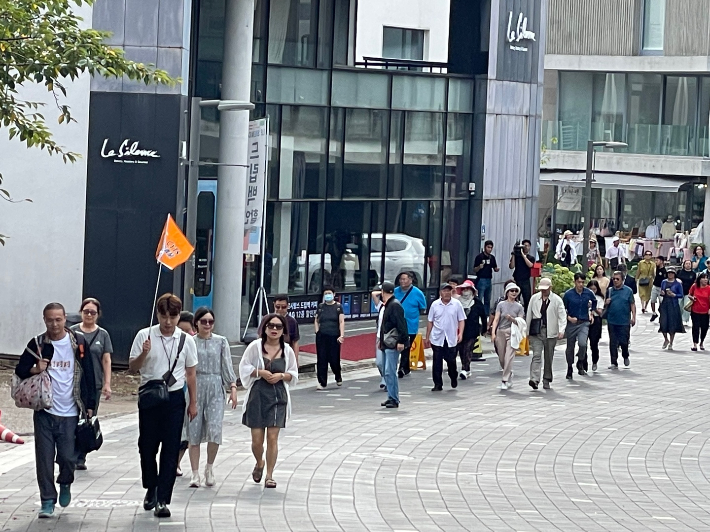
[562,287,597,321]
[606,285,634,326]
[394,285,427,334]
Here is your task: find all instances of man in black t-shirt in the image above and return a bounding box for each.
[273,295,300,363]
[509,239,536,310]
[650,256,667,322]
[473,240,500,318]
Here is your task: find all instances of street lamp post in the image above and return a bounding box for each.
[582,141,628,262]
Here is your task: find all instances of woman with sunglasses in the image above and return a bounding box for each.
[240,313,298,489]
[185,307,238,488]
[70,297,113,471]
[491,283,525,390]
[692,245,707,272]
[635,250,655,313]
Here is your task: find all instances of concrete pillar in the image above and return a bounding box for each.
[213,0,255,342]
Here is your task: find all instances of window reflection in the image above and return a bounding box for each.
[268,0,318,67]
[663,76,697,156]
[342,109,389,198]
[403,112,444,199]
[279,106,327,199]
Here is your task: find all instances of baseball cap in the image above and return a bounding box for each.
[538,278,552,290]
[380,281,395,294]
[440,283,453,291]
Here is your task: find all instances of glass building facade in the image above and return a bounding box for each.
[191,0,475,316]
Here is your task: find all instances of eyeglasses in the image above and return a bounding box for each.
[199,319,215,326]
[81,310,97,316]
[613,278,622,282]
[266,323,284,330]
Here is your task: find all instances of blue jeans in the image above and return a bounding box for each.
[382,348,400,404]
[375,342,386,386]
[477,278,492,316]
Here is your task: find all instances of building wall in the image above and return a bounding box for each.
[665,0,710,56]
[355,0,450,63]
[0,4,92,355]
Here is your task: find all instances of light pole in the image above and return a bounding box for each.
[582,140,628,261]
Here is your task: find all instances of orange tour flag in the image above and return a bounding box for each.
[155,214,195,270]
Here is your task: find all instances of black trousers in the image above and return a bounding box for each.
[316,332,342,386]
[585,318,603,370]
[516,278,532,310]
[691,312,710,344]
[608,324,630,365]
[398,334,418,373]
[138,390,185,504]
[432,340,458,388]
[34,410,78,503]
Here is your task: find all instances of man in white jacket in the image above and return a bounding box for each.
[526,278,567,390]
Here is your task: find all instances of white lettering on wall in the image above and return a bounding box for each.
[507,11,536,52]
[100,139,161,165]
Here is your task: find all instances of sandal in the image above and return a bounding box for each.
[264,478,277,489]
[252,463,264,484]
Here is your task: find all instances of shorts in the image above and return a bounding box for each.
[651,285,662,304]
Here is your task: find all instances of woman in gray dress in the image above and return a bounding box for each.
[186,307,238,488]
[240,313,298,489]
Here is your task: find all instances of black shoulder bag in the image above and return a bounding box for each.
[138,333,186,410]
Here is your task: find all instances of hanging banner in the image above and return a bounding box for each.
[244,119,268,254]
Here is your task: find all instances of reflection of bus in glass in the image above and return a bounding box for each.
[193,180,217,310]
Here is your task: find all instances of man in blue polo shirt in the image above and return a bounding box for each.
[394,272,427,378]
[605,271,636,370]
[562,273,597,380]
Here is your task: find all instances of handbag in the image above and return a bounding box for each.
[383,328,399,349]
[10,337,53,411]
[75,415,103,454]
[528,318,542,336]
[639,278,650,286]
[137,333,186,410]
[684,298,694,312]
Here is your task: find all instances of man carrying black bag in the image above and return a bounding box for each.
[129,293,198,518]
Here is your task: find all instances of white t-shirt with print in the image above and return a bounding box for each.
[47,333,78,417]
[129,326,198,392]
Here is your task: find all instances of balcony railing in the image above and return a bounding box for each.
[357,57,448,74]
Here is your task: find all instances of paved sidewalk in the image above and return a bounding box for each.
[1,310,710,530]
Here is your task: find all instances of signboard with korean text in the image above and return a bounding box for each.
[244,119,268,254]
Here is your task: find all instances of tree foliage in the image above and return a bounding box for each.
[0,0,177,245]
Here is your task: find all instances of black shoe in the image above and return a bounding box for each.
[566,372,573,380]
[381,399,394,407]
[397,369,405,378]
[578,368,587,376]
[431,386,443,391]
[154,502,171,518]
[542,380,551,390]
[623,357,630,367]
[451,378,458,389]
[529,380,538,390]
[143,488,157,511]
[402,370,410,377]
[650,314,658,322]
[379,384,386,389]
[75,462,87,471]
[385,401,399,408]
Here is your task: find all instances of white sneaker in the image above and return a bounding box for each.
[189,472,200,488]
[499,382,507,390]
[316,384,326,390]
[506,381,513,389]
[204,466,215,487]
[459,371,467,380]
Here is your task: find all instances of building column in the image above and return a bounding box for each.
[213,0,255,342]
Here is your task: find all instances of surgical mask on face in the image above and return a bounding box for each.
[459,291,473,304]
[324,294,334,302]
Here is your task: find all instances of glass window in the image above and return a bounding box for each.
[441,200,469,282]
[267,105,281,200]
[253,0,268,63]
[333,0,355,66]
[392,76,446,112]
[268,0,318,67]
[386,201,434,287]
[591,73,626,143]
[328,107,344,198]
[445,114,472,198]
[662,76,698,155]
[558,72,592,151]
[266,67,329,106]
[643,0,665,51]
[331,71,390,109]
[700,77,710,156]
[342,109,389,198]
[627,73,662,154]
[403,112,444,199]
[382,27,426,60]
[538,185,554,239]
[448,79,473,113]
[388,110,404,198]
[279,106,327,199]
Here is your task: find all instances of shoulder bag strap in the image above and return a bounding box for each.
[399,287,413,304]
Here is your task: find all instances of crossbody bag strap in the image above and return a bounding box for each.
[167,332,187,377]
[399,287,413,304]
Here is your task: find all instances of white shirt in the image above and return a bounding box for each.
[645,224,660,239]
[375,301,384,338]
[605,244,624,262]
[427,298,466,347]
[47,333,78,417]
[130,326,198,391]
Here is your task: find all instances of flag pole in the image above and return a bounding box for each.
[149,263,163,328]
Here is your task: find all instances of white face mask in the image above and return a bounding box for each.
[459,290,474,304]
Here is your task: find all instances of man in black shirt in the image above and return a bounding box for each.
[650,256,667,322]
[473,240,499,319]
[509,239,535,310]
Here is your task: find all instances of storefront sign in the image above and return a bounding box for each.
[244,119,268,254]
[557,187,582,212]
[507,11,536,52]
[100,138,160,164]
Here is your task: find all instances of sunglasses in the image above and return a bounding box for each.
[199,319,215,326]
[613,278,622,281]
[266,323,284,330]
[274,305,288,310]
[509,289,519,293]
[81,310,97,316]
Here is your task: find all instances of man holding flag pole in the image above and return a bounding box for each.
[129,215,198,518]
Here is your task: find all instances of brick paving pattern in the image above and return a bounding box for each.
[1,312,710,531]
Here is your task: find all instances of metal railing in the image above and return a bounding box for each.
[357,56,449,74]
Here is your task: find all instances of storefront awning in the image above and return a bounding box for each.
[540,172,689,192]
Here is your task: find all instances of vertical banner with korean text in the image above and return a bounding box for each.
[244,119,268,254]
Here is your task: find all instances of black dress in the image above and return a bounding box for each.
[658,281,685,335]
[242,356,288,429]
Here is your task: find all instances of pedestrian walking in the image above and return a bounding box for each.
[562,273,597,379]
[585,280,605,372]
[689,273,710,351]
[273,295,300,362]
[636,251,655,313]
[186,307,238,488]
[618,263,637,294]
[456,280,487,379]
[175,310,195,477]
[240,314,298,489]
[556,230,576,269]
[587,237,602,269]
[15,303,96,518]
[650,256,667,321]
[605,271,636,369]
[509,239,535,309]
[70,297,112,471]
[526,278,566,390]
[604,236,626,271]
[473,240,500,321]
[591,265,610,297]
[692,245,707,272]
[394,271,427,378]
[424,283,466,391]
[129,293,198,518]
[658,268,685,350]
[491,283,525,390]
[677,260,696,325]
[376,281,408,408]
[314,286,344,390]
[371,289,387,391]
